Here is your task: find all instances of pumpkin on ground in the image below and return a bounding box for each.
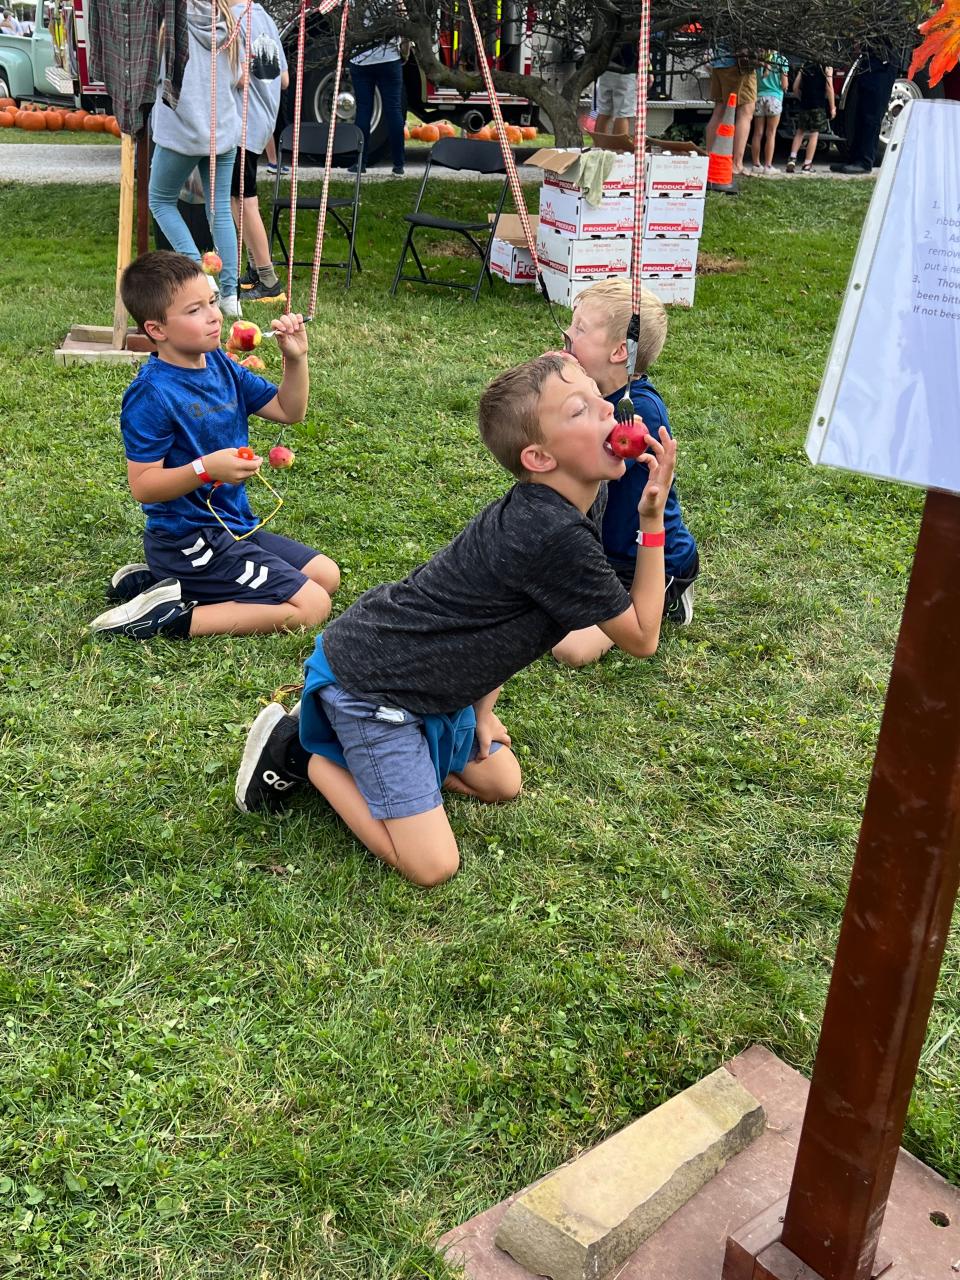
[45,109,65,131]
[104,116,121,136]
[504,124,523,145]
[0,110,14,128]
[83,114,105,132]
[16,110,46,130]
[436,120,456,137]
[64,110,86,130]
[521,125,538,140]
[0,97,15,111]
[419,124,440,143]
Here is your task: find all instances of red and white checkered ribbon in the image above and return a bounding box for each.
[629,0,651,323]
[463,0,538,275]
[208,0,253,220]
[235,0,254,283]
[307,0,350,319]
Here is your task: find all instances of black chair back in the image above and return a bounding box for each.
[277,121,364,164]
[428,137,507,175]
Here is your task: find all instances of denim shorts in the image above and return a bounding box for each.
[316,685,499,821]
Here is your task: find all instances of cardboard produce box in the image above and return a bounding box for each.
[645,152,709,199]
[537,267,624,308]
[642,276,696,307]
[642,196,705,239]
[538,185,635,238]
[528,146,634,198]
[488,213,539,284]
[640,238,698,279]
[536,224,632,279]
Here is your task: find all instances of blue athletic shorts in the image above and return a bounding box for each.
[144,526,319,606]
[315,684,501,821]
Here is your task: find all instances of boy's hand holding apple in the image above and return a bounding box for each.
[202,446,263,485]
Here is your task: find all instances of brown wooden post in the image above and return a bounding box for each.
[726,488,960,1280]
[136,130,150,256]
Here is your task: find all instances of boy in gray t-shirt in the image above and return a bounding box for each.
[235,354,677,886]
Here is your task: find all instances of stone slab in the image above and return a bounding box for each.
[492,1067,765,1280]
[437,1047,960,1280]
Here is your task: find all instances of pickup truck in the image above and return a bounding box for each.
[0,0,105,108]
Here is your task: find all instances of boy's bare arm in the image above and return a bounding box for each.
[256,313,309,424]
[597,429,677,659]
[127,448,262,503]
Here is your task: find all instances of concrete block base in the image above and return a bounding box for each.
[437,1047,960,1280]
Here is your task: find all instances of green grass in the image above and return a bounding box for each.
[0,127,119,144]
[1,174,959,1279]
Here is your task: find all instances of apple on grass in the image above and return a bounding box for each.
[225,350,241,363]
[241,354,266,372]
[268,445,295,469]
[605,420,650,459]
[201,251,223,274]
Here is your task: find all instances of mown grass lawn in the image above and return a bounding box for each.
[1,173,958,1279]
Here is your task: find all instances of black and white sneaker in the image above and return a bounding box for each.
[89,579,192,639]
[665,580,695,626]
[235,703,303,814]
[107,562,155,602]
[244,278,286,304]
[239,264,259,291]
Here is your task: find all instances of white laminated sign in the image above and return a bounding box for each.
[807,100,960,493]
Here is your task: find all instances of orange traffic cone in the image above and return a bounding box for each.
[707,92,739,195]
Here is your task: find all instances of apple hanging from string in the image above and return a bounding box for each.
[268,445,295,469]
[202,251,223,274]
[605,420,650,459]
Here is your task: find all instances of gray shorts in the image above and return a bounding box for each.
[316,684,499,821]
[596,70,637,118]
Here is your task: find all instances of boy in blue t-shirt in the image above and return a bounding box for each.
[89,251,339,640]
[553,280,698,667]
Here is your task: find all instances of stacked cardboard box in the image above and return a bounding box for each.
[518,143,708,309]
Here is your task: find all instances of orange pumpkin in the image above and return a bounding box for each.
[83,114,105,132]
[504,124,523,145]
[0,97,15,111]
[0,110,13,128]
[521,125,538,140]
[436,119,456,137]
[64,110,86,130]
[419,124,440,143]
[104,116,121,136]
[467,126,492,141]
[45,109,65,131]
[408,124,422,140]
[20,111,47,131]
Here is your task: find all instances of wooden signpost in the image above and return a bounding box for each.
[725,98,960,1280]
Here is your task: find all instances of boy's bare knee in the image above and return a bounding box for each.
[403,846,460,887]
[304,555,340,596]
[552,637,595,668]
[288,582,331,629]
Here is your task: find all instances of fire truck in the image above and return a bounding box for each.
[282,1,541,159]
[0,0,106,108]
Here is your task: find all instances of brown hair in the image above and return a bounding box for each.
[121,251,207,327]
[478,353,569,478]
[575,280,668,374]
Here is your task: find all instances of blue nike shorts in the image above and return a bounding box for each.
[144,526,319,606]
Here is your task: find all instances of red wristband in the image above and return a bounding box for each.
[192,456,212,485]
[637,529,666,548]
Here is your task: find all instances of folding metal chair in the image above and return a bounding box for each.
[390,137,509,301]
[270,122,364,289]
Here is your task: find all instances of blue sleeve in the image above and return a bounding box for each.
[120,376,174,463]
[230,360,279,416]
[632,387,670,438]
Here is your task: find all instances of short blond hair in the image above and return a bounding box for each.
[478,353,569,478]
[575,280,668,374]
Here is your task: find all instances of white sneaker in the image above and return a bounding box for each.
[220,294,241,318]
[764,165,779,175]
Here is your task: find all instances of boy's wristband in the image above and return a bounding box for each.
[636,528,666,548]
[192,457,212,484]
